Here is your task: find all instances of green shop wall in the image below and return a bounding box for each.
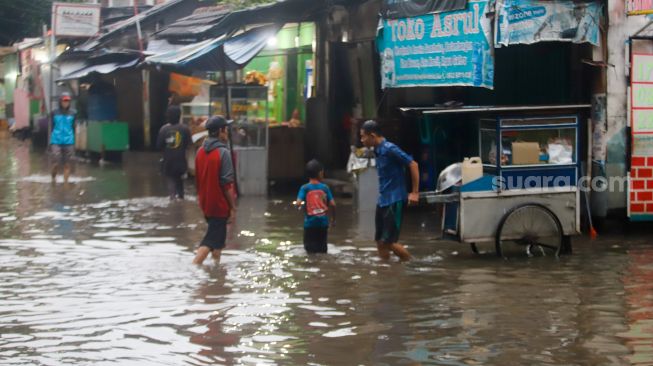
[244,23,315,124]
[2,53,18,103]
[245,55,286,124]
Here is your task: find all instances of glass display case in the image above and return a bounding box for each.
[210,85,268,148]
[479,115,579,189]
[180,103,210,135]
[209,85,269,195]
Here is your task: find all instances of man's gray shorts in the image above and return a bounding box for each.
[50,144,74,166]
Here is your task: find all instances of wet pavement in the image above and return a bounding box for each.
[1,137,653,366]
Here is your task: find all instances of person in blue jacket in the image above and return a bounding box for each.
[50,93,77,184]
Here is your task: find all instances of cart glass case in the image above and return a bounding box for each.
[479,116,579,190]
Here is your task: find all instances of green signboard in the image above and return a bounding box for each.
[633,83,653,109]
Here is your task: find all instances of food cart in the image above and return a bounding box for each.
[418,110,584,258]
[210,85,269,195]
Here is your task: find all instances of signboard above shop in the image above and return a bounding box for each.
[377,0,494,89]
[495,0,602,47]
[627,0,653,15]
[382,0,467,19]
[52,2,101,38]
[632,54,653,134]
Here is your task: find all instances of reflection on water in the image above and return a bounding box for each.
[18,174,97,184]
[620,248,653,365]
[0,138,650,365]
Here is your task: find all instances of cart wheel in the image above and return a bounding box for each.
[470,243,480,254]
[495,204,563,259]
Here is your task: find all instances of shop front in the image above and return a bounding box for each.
[148,19,317,193]
[12,39,49,142]
[606,0,653,221]
[242,23,315,182]
[375,0,604,243]
[629,51,653,221]
[57,53,139,159]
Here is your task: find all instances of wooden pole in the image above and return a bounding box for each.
[221,66,240,196]
[133,3,144,57]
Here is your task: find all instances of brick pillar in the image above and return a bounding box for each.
[630,157,653,215]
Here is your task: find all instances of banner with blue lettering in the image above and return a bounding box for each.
[377,0,494,89]
[495,0,602,47]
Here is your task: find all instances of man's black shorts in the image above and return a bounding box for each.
[375,201,405,245]
[200,217,227,251]
[303,226,328,253]
[50,144,74,166]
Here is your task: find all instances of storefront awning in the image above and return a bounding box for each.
[400,104,592,115]
[57,59,139,81]
[381,0,466,19]
[155,0,359,43]
[77,0,194,52]
[146,24,281,71]
[146,37,224,66]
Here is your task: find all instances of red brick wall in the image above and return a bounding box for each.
[630,156,653,214]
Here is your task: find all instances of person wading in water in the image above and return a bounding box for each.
[360,120,420,261]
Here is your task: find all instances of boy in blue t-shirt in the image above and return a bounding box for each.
[295,159,336,253]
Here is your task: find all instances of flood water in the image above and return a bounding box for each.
[1,138,652,366]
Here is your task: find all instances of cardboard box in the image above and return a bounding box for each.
[512,142,540,165]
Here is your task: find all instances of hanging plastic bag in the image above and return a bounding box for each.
[347,146,375,173]
[548,140,573,164]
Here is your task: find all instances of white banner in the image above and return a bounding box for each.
[52,3,101,38]
[495,0,601,47]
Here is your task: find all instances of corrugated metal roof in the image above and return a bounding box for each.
[146,24,281,71]
[16,38,44,51]
[155,5,232,39]
[146,37,223,65]
[0,46,17,57]
[58,59,140,81]
[78,0,198,51]
[154,0,362,43]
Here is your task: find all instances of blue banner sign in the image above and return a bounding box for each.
[495,0,602,47]
[377,0,494,89]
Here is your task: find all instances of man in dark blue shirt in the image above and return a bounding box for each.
[360,120,419,261]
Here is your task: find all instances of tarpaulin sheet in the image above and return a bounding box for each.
[169,72,215,97]
[495,0,602,47]
[378,0,494,89]
[382,0,467,19]
[57,59,139,81]
[146,24,281,71]
[146,38,223,66]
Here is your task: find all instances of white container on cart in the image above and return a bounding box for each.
[462,157,483,185]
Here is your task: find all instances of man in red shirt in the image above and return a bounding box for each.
[193,116,237,265]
